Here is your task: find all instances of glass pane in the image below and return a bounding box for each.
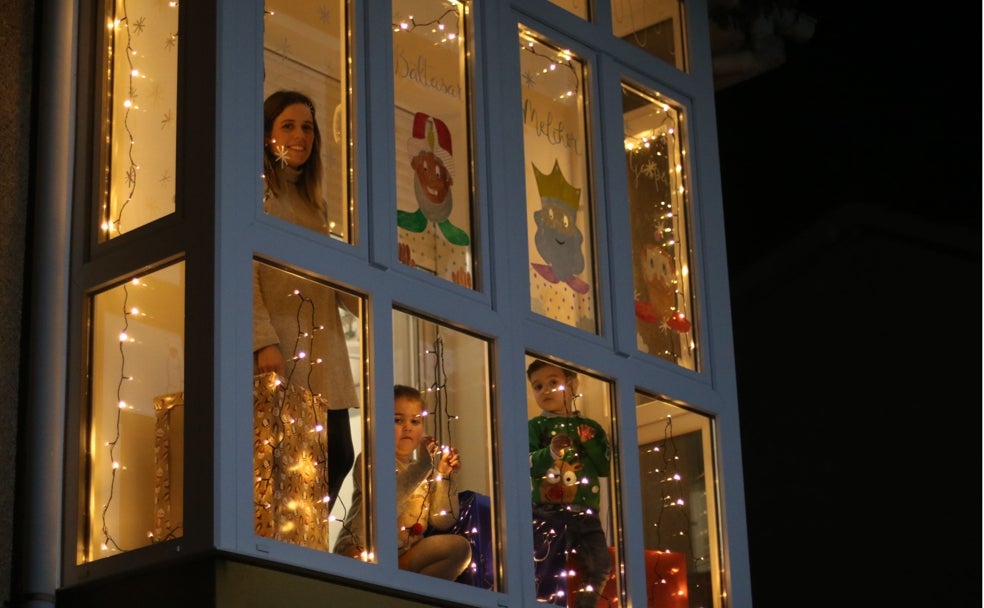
[333,310,498,588]
[100,0,179,240]
[526,356,619,607]
[253,259,365,552]
[636,391,723,608]
[621,83,697,370]
[547,0,590,20]
[264,0,354,243]
[393,0,475,288]
[86,261,185,562]
[519,28,598,333]
[611,0,688,71]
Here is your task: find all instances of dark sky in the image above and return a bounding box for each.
[715,2,980,269]
[714,5,979,607]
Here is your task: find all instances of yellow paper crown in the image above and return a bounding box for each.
[533,160,581,211]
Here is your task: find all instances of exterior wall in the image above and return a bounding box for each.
[0,0,34,602]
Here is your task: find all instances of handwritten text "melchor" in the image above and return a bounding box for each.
[522,97,581,155]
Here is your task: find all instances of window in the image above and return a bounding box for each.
[621,82,698,369]
[57,0,748,605]
[86,262,186,560]
[78,0,184,564]
[394,0,475,287]
[520,26,598,333]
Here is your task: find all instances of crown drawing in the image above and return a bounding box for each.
[533,160,581,211]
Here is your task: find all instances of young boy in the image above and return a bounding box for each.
[527,359,612,608]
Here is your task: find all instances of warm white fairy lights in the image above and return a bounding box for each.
[100,0,178,240]
[519,30,582,103]
[392,4,461,44]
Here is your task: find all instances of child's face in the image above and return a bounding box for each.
[268,102,315,169]
[528,365,576,415]
[394,396,425,462]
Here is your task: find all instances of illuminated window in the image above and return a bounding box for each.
[636,390,723,607]
[264,0,355,243]
[384,310,498,587]
[520,27,598,333]
[253,258,365,552]
[622,82,697,370]
[612,0,689,71]
[86,262,185,561]
[393,0,475,288]
[525,355,619,605]
[99,0,179,241]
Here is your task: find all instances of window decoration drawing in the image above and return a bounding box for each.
[398,112,470,246]
[393,0,474,287]
[531,160,589,294]
[622,83,697,370]
[520,27,597,332]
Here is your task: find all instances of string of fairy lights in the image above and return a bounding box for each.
[101,3,138,239]
[96,0,180,556]
[624,91,695,364]
[643,413,695,603]
[100,0,178,239]
[649,415,688,549]
[520,31,582,103]
[392,4,461,42]
[330,326,489,580]
[252,286,334,538]
[99,280,133,553]
[530,370,601,605]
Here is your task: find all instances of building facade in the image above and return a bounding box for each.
[8,1,751,606]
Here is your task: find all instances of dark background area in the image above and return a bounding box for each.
[714,3,979,606]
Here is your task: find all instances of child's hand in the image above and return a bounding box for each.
[577,424,596,442]
[437,446,460,477]
[422,437,460,476]
[550,433,573,458]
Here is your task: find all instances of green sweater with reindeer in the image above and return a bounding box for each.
[529,412,610,511]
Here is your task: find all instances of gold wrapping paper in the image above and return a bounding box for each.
[153,373,332,551]
[153,392,184,541]
[253,372,332,550]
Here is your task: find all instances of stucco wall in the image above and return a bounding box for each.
[0,0,34,603]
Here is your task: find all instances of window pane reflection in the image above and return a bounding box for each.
[393,0,475,288]
[264,0,354,242]
[622,83,697,370]
[526,356,619,606]
[611,0,688,71]
[86,261,185,562]
[520,28,598,333]
[100,0,179,241]
[253,258,365,552]
[636,391,723,608]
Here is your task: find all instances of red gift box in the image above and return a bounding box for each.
[566,548,688,608]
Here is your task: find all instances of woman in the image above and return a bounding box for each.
[253,90,359,510]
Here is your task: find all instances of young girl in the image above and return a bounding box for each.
[334,385,472,581]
